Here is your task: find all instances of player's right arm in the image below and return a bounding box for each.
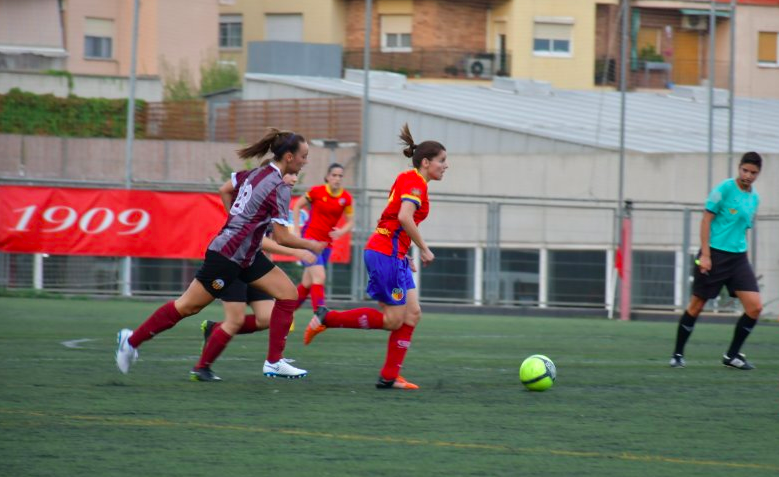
[698,211,715,273]
[398,201,434,266]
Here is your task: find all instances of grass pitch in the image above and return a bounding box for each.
[1,296,778,477]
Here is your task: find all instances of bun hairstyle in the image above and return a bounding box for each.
[237,127,307,161]
[398,123,445,169]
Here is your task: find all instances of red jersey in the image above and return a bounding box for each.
[366,168,429,259]
[301,184,353,244]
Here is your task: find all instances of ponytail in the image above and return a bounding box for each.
[398,123,445,169]
[237,127,307,162]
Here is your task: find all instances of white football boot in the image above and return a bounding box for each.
[263,359,308,379]
[115,328,138,374]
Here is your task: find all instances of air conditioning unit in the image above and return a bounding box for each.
[466,58,493,79]
[681,14,707,31]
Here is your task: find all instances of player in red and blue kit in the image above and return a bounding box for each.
[115,128,326,380]
[303,124,448,390]
[292,163,354,312]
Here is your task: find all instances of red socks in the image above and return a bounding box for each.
[323,308,384,329]
[128,301,183,348]
[380,324,416,381]
[266,299,296,363]
[310,284,325,311]
[196,326,232,369]
[295,284,310,310]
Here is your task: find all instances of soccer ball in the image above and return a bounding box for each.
[519,354,556,392]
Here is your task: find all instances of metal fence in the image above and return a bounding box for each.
[4,190,774,316]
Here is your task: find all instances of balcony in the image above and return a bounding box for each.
[343,48,511,80]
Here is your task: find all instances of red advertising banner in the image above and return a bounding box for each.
[270,196,352,264]
[0,185,225,259]
[0,185,351,262]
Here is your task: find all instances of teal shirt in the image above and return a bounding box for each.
[704,178,760,253]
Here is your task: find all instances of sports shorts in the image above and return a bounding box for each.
[692,248,759,300]
[195,250,275,298]
[364,249,415,306]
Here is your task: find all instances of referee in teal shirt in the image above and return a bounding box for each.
[671,152,763,370]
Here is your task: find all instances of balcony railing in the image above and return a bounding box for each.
[343,48,511,80]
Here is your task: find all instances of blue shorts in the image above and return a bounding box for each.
[302,247,332,268]
[364,249,415,306]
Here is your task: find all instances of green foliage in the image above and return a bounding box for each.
[200,58,240,96]
[638,45,665,63]
[161,58,198,101]
[0,88,145,138]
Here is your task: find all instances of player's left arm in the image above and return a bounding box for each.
[218,179,235,212]
[261,236,317,264]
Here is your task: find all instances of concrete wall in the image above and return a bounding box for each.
[0,71,163,101]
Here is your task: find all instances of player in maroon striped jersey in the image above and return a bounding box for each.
[115,128,326,379]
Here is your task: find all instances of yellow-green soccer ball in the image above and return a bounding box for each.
[519,354,556,392]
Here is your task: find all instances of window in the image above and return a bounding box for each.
[631,251,675,307]
[84,18,113,59]
[547,250,605,305]
[381,15,412,52]
[758,31,778,65]
[265,14,303,42]
[533,20,572,56]
[495,250,540,304]
[219,14,243,48]
[420,247,474,302]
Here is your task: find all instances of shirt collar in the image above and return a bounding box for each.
[268,161,282,178]
[412,168,428,183]
[325,184,344,198]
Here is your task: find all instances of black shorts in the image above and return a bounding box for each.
[195,250,275,298]
[220,279,273,303]
[692,248,759,300]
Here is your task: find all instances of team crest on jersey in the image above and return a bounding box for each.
[391,288,404,301]
[339,198,346,205]
[729,208,737,214]
[212,279,225,290]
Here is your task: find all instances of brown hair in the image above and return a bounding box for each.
[237,127,306,162]
[398,123,445,169]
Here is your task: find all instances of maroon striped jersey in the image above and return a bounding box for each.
[208,163,291,266]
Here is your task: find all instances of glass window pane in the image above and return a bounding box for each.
[420,248,474,301]
[533,39,550,52]
[631,251,675,306]
[548,250,605,305]
[386,33,398,47]
[552,39,570,53]
[498,249,539,303]
[400,33,411,48]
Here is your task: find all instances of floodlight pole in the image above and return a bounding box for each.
[351,0,372,300]
[727,0,736,174]
[121,0,140,297]
[707,0,716,193]
[616,0,629,318]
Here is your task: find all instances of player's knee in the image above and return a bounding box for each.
[405,306,422,326]
[384,314,404,330]
[747,303,763,318]
[177,302,204,317]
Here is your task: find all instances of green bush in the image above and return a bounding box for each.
[0,88,145,138]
